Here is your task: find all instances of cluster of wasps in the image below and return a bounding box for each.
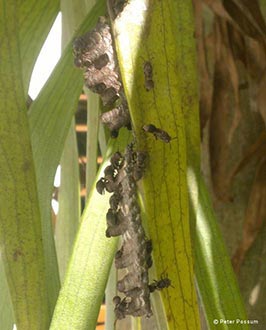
[96,145,172,321]
[73,13,175,324]
[73,16,131,138]
[97,146,152,319]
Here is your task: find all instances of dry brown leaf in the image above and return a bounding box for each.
[203,0,232,22]
[229,29,266,122]
[241,0,266,36]
[229,130,266,183]
[205,0,266,72]
[203,0,266,43]
[224,32,241,143]
[232,157,266,273]
[193,0,213,133]
[227,24,246,67]
[209,17,241,200]
[223,0,266,43]
[257,71,266,126]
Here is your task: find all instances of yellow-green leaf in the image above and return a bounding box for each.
[108,0,200,328]
[0,2,51,328]
[19,0,59,92]
[0,258,14,329]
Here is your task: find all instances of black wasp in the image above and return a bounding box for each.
[96,152,124,195]
[148,275,173,293]
[143,61,154,91]
[143,124,177,143]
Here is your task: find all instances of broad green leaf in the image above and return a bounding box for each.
[28,0,106,310]
[105,263,117,330]
[86,89,100,195]
[191,174,249,330]
[54,0,86,283]
[55,121,80,281]
[0,258,14,330]
[0,1,59,324]
[0,2,51,328]
[98,121,108,156]
[164,1,248,328]
[50,130,131,330]
[61,0,87,45]
[166,2,249,327]
[108,0,200,329]
[19,0,60,92]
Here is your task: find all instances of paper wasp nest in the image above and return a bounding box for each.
[97,146,152,319]
[96,144,174,322]
[73,17,131,137]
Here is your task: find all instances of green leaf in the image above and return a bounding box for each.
[19,0,60,92]
[0,2,51,328]
[28,0,106,310]
[50,130,131,330]
[192,175,249,330]
[0,258,14,330]
[167,2,249,327]
[105,263,117,330]
[108,0,201,328]
[55,121,80,281]
[86,89,100,195]
[166,0,249,327]
[54,0,86,284]
[0,1,59,325]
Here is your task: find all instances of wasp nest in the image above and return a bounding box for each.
[96,146,152,319]
[73,17,131,137]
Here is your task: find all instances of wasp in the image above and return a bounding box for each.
[109,191,122,211]
[96,177,107,195]
[96,177,117,194]
[143,61,154,91]
[146,255,153,268]
[148,275,173,293]
[145,239,153,268]
[105,218,128,237]
[115,248,130,269]
[96,152,125,195]
[143,124,176,143]
[105,209,128,237]
[132,151,147,181]
[145,239,153,254]
[110,151,124,169]
[113,295,129,320]
[104,164,116,179]
[106,208,120,226]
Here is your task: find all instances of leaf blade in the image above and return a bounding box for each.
[19,0,60,91]
[0,2,51,327]
[50,131,130,330]
[109,1,201,328]
[55,122,80,281]
[193,175,249,330]
[28,0,106,310]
